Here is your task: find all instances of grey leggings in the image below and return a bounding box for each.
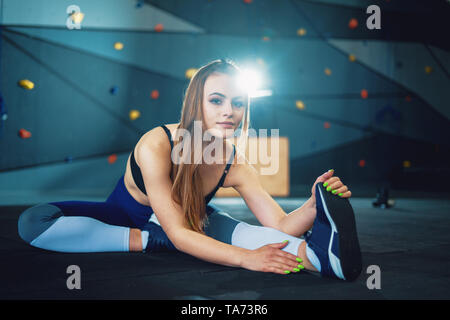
[17,202,304,255]
[17,175,303,254]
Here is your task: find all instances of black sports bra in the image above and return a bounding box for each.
[130,125,235,204]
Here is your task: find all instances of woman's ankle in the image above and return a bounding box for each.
[129,228,143,252]
[298,241,318,272]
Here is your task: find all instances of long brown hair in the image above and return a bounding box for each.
[170,59,251,233]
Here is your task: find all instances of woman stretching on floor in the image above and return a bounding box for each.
[17,59,362,281]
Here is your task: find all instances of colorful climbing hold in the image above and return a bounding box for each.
[108,154,117,164]
[18,128,32,139]
[324,122,330,129]
[18,79,34,90]
[349,54,356,62]
[151,90,159,99]
[403,160,411,168]
[70,11,85,24]
[348,18,358,29]
[361,89,368,99]
[129,110,140,120]
[65,156,74,163]
[154,23,164,32]
[324,68,332,76]
[110,86,119,95]
[114,42,124,50]
[296,100,305,110]
[185,68,197,79]
[424,66,433,74]
[297,28,307,36]
[359,159,366,167]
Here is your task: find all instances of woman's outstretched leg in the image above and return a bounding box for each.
[17,202,144,252]
[202,205,315,273]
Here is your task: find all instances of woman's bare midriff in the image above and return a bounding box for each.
[122,123,237,209]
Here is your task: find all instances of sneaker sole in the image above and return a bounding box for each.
[317,184,362,281]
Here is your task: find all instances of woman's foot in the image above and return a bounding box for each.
[304,183,362,281]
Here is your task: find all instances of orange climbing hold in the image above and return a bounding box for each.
[324,122,330,129]
[108,154,117,164]
[18,129,32,139]
[297,28,307,36]
[154,23,164,32]
[151,90,159,99]
[360,89,368,99]
[358,159,366,167]
[348,18,358,29]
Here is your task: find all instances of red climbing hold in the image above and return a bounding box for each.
[108,154,117,164]
[151,90,160,99]
[18,129,32,139]
[361,89,368,99]
[348,18,358,29]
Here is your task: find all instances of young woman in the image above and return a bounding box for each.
[18,59,362,281]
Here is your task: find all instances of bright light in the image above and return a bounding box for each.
[237,69,262,94]
[250,89,272,98]
[236,68,271,98]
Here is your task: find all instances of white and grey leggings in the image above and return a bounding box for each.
[17,175,304,255]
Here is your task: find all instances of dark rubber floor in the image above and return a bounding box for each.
[1,197,449,300]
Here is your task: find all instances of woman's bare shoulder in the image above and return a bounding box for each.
[135,124,173,166]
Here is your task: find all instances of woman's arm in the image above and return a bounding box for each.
[233,158,316,237]
[171,227,249,267]
[136,133,250,268]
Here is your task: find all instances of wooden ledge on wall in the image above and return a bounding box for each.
[216,136,290,197]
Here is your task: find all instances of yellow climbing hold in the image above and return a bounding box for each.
[129,110,140,120]
[349,54,356,62]
[296,100,305,110]
[425,66,433,74]
[114,42,124,50]
[403,160,411,168]
[70,11,85,24]
[297,28,307,36]
[18,79,34,90]
[324,68,332,76]
[185,68,197,79]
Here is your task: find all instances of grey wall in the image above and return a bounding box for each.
[1,0,449,201]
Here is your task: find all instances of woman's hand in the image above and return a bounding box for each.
[310,170,352,205]
[240,241,304,275]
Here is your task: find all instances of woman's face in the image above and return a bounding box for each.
[202,72,247,139]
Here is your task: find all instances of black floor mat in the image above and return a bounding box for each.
[1,198,450,300]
